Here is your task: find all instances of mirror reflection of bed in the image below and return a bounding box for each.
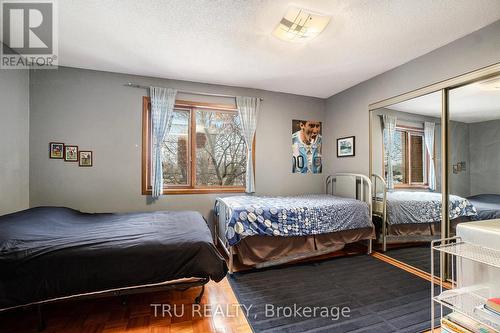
[370,76,500,276]
[371,91,445,275]
[449,75,500,223]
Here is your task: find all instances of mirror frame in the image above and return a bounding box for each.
[369,62,500,279]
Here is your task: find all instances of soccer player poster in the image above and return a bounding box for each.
[292,120,322,174]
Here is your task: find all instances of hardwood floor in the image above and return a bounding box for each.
[0,278,251,333]
[0,249,442,333]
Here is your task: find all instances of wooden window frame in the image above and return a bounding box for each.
[141,97,255,195]
[383,124,431,189]
[407,131,427,185]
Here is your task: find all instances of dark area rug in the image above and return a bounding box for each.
[386,245,440,276]
[229,255,444,333]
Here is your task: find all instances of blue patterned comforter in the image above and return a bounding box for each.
[386,191,477,225]
[216,195,373,246]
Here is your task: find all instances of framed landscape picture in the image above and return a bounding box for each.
[337,136,355,157]
[79,151,93,167]
[49,142,64,159]
[64,145,79,162]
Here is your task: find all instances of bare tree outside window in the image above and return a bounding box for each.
[195,109,246,187]
[162,109,190,185]
[384,128,428,186]
[384,130,406,184]
[160,107,246,188]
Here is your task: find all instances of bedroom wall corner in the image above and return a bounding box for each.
[0,45,30,215]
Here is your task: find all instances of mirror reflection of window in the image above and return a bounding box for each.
[384,127,429,186]
[370,91,443,266]
[373,91,441,192]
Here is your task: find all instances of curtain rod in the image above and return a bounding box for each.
[376,114,441,124]
[124,82,263,101]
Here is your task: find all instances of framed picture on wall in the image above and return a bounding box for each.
[337,136,355,157]
[49,142,64,159]
[291,119,322,174]
[64,145,79,162]
[79,151,93,167]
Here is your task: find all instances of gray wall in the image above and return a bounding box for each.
[325,20,500,179]
[449,121,470,197]
[437,118,500,197]
[0,67,30,215]
[469,119,500,195]
[29,67,325,219]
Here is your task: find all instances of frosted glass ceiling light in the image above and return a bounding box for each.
[273,6,331,42]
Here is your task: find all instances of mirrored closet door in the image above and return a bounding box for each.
[448,75,500,230]
[371,91,444,275]
[370,65,500,280]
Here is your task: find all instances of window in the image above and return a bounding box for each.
[384,125,429,187]
[142,98,253,194]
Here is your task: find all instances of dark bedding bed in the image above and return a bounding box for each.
[467,194,500,220]
[0,207,227,310]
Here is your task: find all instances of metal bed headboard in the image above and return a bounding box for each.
[325,173,373,217]
[371,173,388,251]
[371,174,387,215]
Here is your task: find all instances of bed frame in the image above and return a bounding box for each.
[215,173,374,274]
[1,277,208,331]
[372,173,442,252]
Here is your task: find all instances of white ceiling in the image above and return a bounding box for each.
[53,0,500,98]
[389,77,500,123]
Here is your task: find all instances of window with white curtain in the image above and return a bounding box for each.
[384,125,429,188]
[142,98,253,194]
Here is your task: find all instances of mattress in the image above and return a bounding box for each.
[216,194,373,246]
[385,191,477,225]
[466,194,500,221]
[0,207,227,310]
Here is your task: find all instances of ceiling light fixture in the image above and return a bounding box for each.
[273,6,331,42]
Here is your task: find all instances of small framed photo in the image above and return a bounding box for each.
[337,136,355,157]
[79,151,93,167]
[64,145,79,162]
[49,142,64,159]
